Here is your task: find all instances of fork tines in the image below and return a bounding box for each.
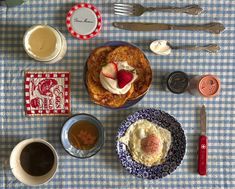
[113,3,134,16]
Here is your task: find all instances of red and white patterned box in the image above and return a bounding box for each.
[25,71,71,116]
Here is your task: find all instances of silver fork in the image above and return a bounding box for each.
[113,3,203,16]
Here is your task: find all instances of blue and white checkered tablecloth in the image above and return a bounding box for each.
[0,0,234,188]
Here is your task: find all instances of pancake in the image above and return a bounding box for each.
[86,45,152,107]
[106,46,152,99]
[87,46,114,83]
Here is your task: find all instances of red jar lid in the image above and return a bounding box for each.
[66,3,102,40]
[198,75,221,97]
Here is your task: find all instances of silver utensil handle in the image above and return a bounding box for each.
[171,22,225,34]
[172,44,220,53]
[145,4,203,15]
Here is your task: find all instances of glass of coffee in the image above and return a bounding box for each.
[10,138,58,186]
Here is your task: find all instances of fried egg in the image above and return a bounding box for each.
[119,119,171,167]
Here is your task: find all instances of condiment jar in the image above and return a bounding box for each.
[188,74,221,97]
[23,25,67,64]
[66,3,102,40]
[162,71,189,94]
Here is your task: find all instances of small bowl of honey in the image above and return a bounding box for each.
[61,114,104,158]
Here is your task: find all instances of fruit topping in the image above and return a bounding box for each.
[101,62,118,79]
[117,69,134,88]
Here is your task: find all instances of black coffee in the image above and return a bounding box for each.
[20,142,55,176]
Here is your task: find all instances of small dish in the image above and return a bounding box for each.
[61,114,104,158]
[116,108,186,179]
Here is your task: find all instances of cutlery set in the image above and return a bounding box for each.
[113,3,225,53]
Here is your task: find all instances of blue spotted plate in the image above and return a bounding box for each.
[116,108,186,179]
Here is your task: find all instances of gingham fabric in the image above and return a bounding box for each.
[0,0,234,188]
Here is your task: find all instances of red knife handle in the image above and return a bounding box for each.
[198,135,208,176]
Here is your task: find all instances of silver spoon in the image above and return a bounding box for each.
[150,40,220,55]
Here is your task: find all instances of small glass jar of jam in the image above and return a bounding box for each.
[163,71,189,94]
[188,74,221,97]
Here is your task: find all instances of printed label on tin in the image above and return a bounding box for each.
[25,72,71,116]
[71,7,97,35]
[66,3,102,40]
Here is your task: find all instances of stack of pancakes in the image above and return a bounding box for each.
[86,45,152,108]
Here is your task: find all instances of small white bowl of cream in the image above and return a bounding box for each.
[23,25,67,64]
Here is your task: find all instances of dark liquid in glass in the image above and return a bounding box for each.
[20,142,54,176]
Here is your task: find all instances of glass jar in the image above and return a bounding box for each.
[23,25,67,64]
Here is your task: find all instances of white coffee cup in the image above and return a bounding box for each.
[10,138,58,186]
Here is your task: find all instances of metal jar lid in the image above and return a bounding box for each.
[66,3,102,40]
[166,71,189,94]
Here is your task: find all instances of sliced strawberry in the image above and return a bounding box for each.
[101,62,118,79]
[117,69,134,88]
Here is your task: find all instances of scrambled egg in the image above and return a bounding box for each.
[119,119,171,167]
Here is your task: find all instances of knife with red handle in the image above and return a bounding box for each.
[198,105,208,176]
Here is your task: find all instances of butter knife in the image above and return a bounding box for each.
[198,105,208,176]
[113,22,225,34]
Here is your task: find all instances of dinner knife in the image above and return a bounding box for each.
[198,105,208,176]
[112,22,225,34]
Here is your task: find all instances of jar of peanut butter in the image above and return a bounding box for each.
[23,25,67,64]
[188,74,221,97]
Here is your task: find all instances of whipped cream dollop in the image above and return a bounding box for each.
[100,61,137,95]
[150,40,172,56]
